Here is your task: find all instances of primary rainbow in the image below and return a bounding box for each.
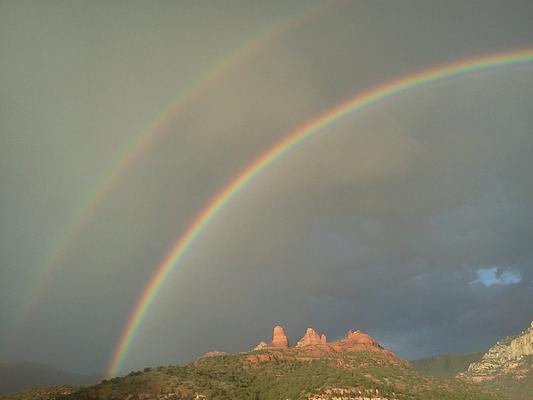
[107,47,533,377]
[11,1,326,344]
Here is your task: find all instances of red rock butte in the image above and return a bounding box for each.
[256,325,394,357]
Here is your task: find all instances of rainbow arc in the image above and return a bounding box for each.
[107,48,533,377]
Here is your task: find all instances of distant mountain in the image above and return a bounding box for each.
[0,362,101,395]
[57,325,497,400]
[0,385,80,400]
[411,351,485,378]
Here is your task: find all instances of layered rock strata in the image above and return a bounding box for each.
[463,320,533,381]
[252,325,394,359]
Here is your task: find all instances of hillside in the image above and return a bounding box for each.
[0,385,80,400]
[479,355,533,400]
[463,320,533,382]
[411,352,485,378]
[0,362,100,395]
[2,325,513,400]
[56,326,498,400]
[457,320,533,400]
[59,350,500,400]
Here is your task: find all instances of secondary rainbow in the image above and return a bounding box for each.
[107,47,533,377]
[11,1,326,345]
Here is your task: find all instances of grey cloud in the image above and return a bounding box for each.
[1,0,533,375]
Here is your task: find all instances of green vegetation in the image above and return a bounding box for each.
[0,385,80,400]
[54,351,499,400]
[411,351,533,400]
[8,351,532,400]
[411,351,484,378]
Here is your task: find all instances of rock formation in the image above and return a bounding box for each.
[246,323,399,365]
[271,325,289,348]
[246,324,400,366]
[463,320,533,381]
[272,325,391,354]
[296,328,327,347]
[329,329,391,355]
[253,341,268,351]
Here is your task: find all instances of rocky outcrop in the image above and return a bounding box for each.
[463,320,533,381]
[329,330,393,355]
[271,325,289,348]
[296,328,327,347]
[253,341,268,351]
[249,325,395,360]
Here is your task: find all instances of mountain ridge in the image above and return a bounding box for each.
[50,325,498,400]
[462,320,533,382]
[6,323,533,399]
[411,351,485,378]
[0,362,101,395]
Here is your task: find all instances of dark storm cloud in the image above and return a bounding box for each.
[1,0,533,374]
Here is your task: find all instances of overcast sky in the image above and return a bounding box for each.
[1,0,533,375]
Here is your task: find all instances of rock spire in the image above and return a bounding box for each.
[271,325,289,348]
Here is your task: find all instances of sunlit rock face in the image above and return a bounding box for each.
[246,325,401,365]
[329,329,392,355]
[271,325,289,348]
[296,327,327,347]
[463,320,533,381]
[254,325,394,355]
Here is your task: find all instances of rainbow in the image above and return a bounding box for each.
[107,48,533,377]
[11,1,326,342]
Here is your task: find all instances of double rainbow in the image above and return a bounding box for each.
[12,2,325,339]
[107,48,533,377]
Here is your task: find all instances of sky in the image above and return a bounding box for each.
[1,0,533,375]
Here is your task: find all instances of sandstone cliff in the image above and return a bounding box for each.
[463,320,533,381]
[249,324,397,365]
